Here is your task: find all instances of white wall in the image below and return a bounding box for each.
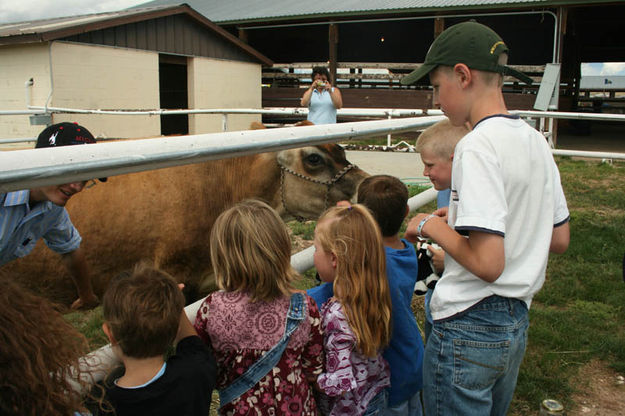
[1,41,264,142]
[0,43,52,138]
[188,58,261,133]
[50,42,160,139]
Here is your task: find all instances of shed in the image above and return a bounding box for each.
[0,4,272,139]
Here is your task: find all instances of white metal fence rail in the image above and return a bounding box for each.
[0,116,445,192]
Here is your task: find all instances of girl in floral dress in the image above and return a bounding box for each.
[313,204,393,415]
[194,200,324,415]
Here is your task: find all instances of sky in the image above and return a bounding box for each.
[581,62,625,77]
[1,0,624,76]
[0,0,147,24]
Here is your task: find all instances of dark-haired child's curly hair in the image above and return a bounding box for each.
[0,275,93,416]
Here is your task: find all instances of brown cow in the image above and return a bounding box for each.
[6,137,367,303]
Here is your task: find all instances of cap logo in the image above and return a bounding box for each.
[490,41,506,54]
[48,131,58,146]
[74,136,93,144]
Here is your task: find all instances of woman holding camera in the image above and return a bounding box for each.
[300,66,343,124]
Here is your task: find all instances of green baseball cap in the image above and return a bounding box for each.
[401,21,533,86]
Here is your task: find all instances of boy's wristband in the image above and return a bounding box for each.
[417,214,436,238]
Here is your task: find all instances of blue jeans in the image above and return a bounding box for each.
[384,390,423,416]
[364,390,389,416]
[423,295,529,416]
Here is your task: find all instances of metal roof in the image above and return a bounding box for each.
[132,0,615,25]
[0,6,171,38]
[0,4,272,65]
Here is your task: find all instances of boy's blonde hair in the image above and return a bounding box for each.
[316,204,392,357]
[416,118,469,159]
[210,199,297,302]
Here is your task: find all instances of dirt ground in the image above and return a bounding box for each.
[568,360,625,416]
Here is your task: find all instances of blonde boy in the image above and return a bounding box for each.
[416,119,469,192]
[416,119,469,342]
[402,21,570,415]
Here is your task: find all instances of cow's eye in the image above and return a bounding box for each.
[306,153,323,166]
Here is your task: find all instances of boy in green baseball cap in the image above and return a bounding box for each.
[403,21,571,415]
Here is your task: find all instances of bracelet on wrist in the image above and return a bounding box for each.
[417,214,436,238]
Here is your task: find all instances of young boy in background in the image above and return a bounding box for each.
[415,118,469,342]
[402,21,570,415]
[93,263,216,416]
[309,175,425,415]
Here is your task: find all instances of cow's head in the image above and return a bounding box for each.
[276,144,368,221]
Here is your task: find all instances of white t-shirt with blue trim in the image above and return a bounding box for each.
[430,115,569,320]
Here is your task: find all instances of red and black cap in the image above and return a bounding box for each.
[36,122,107,182]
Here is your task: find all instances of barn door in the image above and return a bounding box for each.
[159,54,188,136]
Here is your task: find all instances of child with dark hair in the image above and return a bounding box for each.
[0,275,93,416]
[93,263,216,416]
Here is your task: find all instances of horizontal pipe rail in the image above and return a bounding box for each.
[0,110,46,115]
[20,105,426,118]
[511,110,625,122]
[4,107,623,122]
[0,137,36,144]
[552,149,625,160]
[0,116,445,193]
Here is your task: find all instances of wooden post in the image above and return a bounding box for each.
[434,17,445,38]
[238,28,248,43]
[551,6,569,147]
[328,24,339,85]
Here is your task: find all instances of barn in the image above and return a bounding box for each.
[136,0,624,120]
[0,4,272,140]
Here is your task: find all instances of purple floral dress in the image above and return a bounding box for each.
[317,299,390,415]
[194,291,324,416]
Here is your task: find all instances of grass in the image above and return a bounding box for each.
[64,307,108,348]
[508,158,625,414]
[68,158,625,414]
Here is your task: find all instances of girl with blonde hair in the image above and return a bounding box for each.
[313,204,392,415]
[194,199,324,415]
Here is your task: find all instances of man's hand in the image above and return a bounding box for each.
[71,294,99,310]
[62,248,99,310]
